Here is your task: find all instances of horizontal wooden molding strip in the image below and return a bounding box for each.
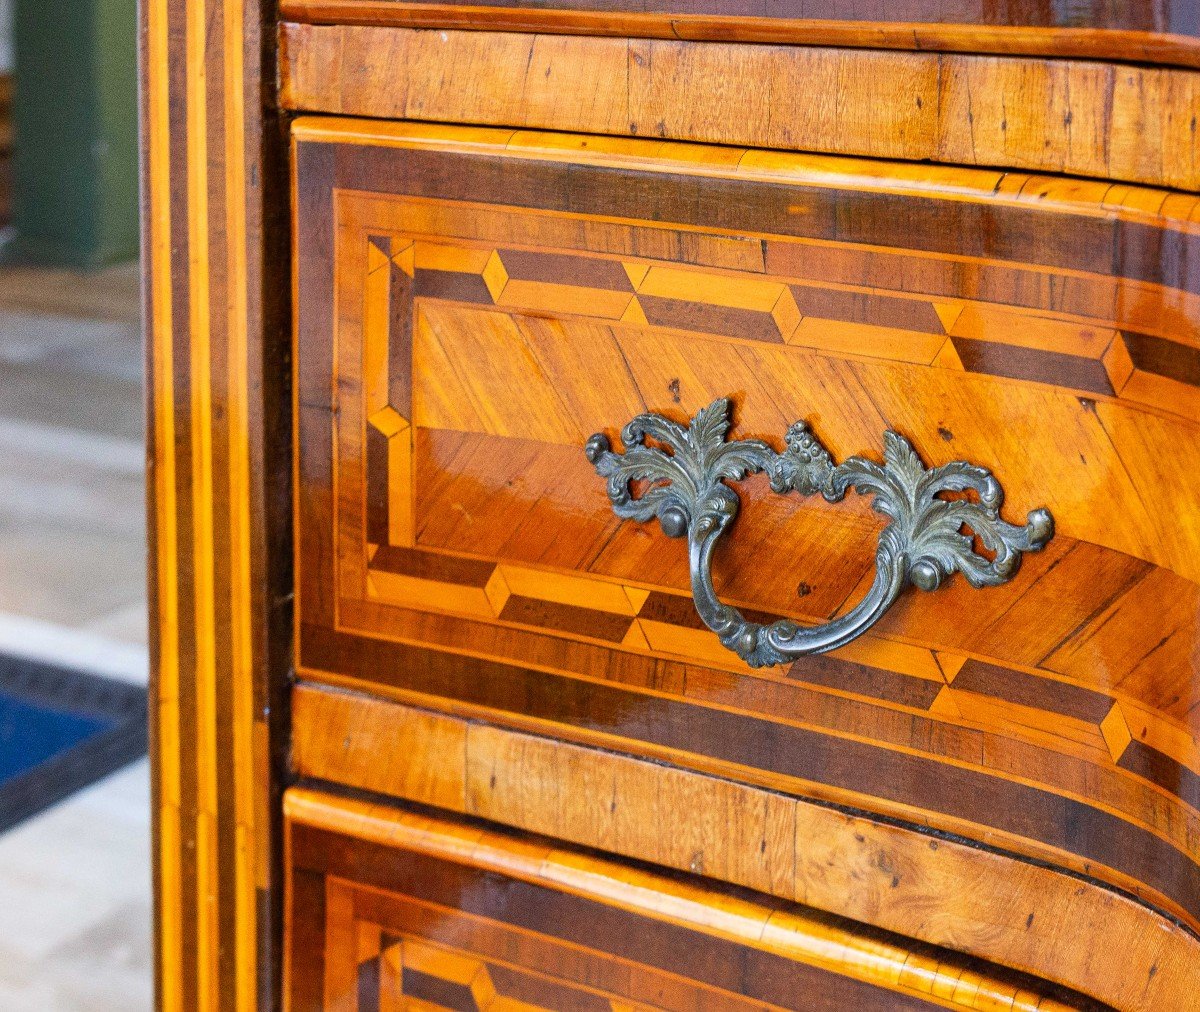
[278,2,1200,71]
[288,689,1200,1011]
[280,23,1200,191]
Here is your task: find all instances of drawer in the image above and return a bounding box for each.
[290,683,1197,1009]
[284,787,1108,1011]
[292,118,1200,951]
[279,20,1200,190]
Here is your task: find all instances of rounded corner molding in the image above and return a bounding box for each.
[585,397,1055,668]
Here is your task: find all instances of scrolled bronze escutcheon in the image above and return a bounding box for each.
[585,398,1054,668]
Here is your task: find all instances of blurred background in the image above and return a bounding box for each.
[0,0,149,1007]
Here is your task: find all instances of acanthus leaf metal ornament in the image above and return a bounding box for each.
[585,398,1054,668]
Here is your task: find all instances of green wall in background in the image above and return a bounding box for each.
[9,0,138,268]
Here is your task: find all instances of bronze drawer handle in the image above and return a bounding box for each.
[585,398,1054,668]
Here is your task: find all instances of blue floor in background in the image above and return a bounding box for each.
[0,692,113,787]
[0,653,147,831]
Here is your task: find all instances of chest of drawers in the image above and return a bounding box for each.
[145,3,1200,1008]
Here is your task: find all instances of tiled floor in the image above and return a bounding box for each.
[0,261,152,1009]
[0,761,151,1010]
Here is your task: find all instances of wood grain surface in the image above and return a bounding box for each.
[284,787,1118,1011]
[280,23,1200,190]
[291,118,1200,943]
[143,0,291,1007]
[143,0,1200,1000]
[279,1,1200,70]
[290,684,1200,1010]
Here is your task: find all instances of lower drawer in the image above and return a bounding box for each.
[284,788,1103,1011]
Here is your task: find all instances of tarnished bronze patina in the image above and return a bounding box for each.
[586,398,1054,668]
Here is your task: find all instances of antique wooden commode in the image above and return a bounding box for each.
[145,3,1200,1007]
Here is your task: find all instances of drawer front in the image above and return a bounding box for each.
[284,789,1105,1011]
[292,119,1200,937]
[280,23,1200,190]
[289,683,1197,1009]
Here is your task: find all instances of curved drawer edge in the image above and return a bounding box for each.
[290,682,1200,1011]
[279,2,1200,72]
[285,785,1123,1011]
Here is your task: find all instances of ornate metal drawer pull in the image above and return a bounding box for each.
[585,398,1054,668]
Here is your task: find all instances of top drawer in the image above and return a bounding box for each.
[280,21,1200,190]
[292,118,1200,935]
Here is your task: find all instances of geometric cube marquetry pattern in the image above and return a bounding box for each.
[360,544,1200,824]
[355,936,662,1012]
[385,239,1200,420]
